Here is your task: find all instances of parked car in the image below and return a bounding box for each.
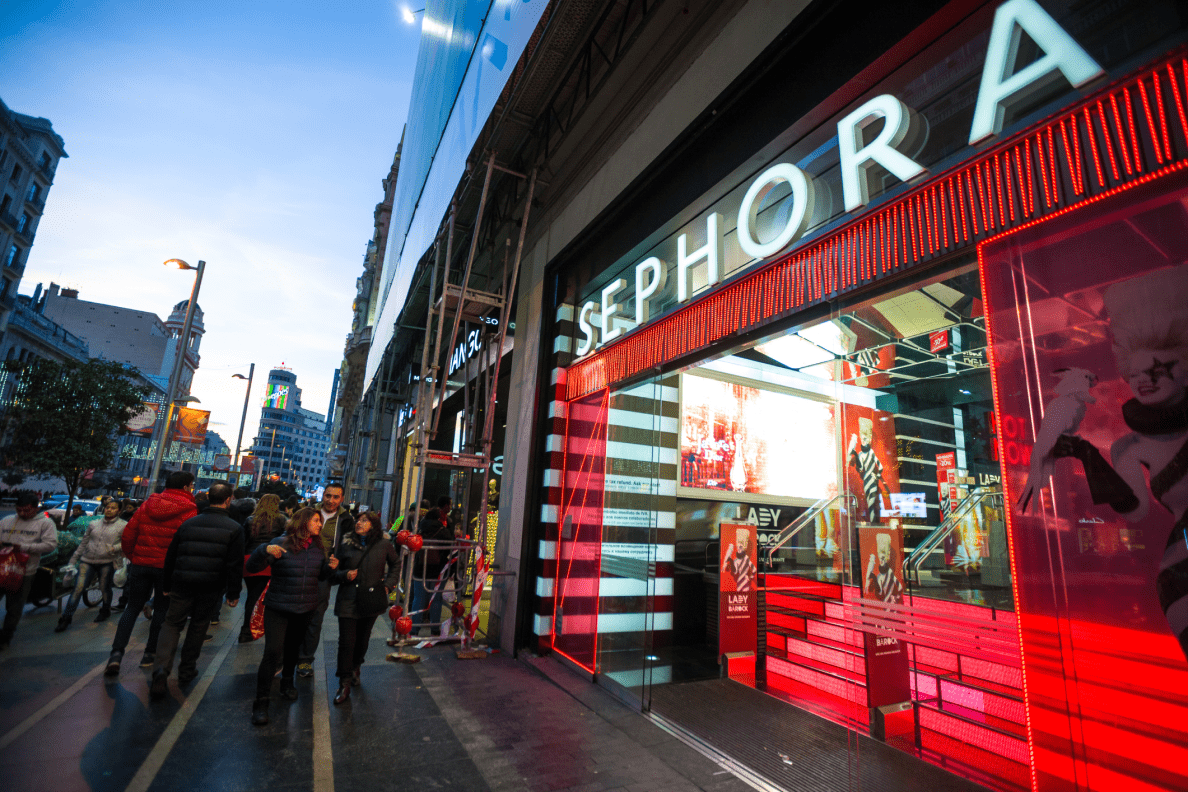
[46,499,105,526]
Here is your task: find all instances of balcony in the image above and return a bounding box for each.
[0,212,16,232]
[8,304,89,360]
[38,162,54,181]
[15,227,34,245]
[24,194,45,215]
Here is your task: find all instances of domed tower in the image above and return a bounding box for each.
[164,299,204,394]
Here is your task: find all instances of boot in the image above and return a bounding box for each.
[333,682,351,706]
[55,615,71,633]
[94,608,111,623]
[279,678,298,701]
[251,697,270,726]
[104,651,122,676]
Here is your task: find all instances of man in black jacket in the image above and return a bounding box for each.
[150,482,243,699]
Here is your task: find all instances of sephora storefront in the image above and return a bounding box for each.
[532,1,1188,790]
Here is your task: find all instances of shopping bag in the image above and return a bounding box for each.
[249,581,268,640]
[113,562,128,589]
[0,546,29,593]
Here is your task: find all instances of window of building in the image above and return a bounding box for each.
[9,165,20,184]
[16,214,28,233]
[4,245,18,268]
[39,152,50,170]
[0,194,10,216]
[25,182,40,203]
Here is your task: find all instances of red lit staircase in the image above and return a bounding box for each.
[757,572,1029,792]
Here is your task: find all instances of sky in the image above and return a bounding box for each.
[0,0,421,454]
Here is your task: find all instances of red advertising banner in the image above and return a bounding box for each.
[935,452,956,519]
[172,407,210,445]
[929,330,949,353]
[719,522,757,658]
[858,522,911,708]
[212,454,232,472]
[239,456,257,475]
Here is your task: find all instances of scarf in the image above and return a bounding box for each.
[1122,397,1188,435]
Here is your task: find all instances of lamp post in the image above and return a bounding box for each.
[232,364,255,487]
[147,258,206,494]
[401,6,425,23]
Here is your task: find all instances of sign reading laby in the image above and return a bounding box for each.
[575,0,1104,357]
[719,522,758,657]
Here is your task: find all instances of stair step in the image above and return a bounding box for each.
[766,653,868,707]
[765,609,806,633]
[919,725,1031,792]
[806,618,865,648]
[761,574,842,600]
[768,646,866,684]
[766,626,864,659]
[917,703,1029,764]
[780,633,867,677]
[765,589,842,618]
[761,664,869,732]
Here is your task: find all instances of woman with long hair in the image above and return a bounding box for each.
[238,493,287,643]
[329,511,400,704]
[245,507,338,725]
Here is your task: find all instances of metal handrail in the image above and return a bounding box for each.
[763,493,857,567]
[904,487,1002,583]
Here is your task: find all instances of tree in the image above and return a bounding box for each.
[2,359,150,520]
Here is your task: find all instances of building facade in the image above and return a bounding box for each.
[0,98,66,340]
[248,367,332,491]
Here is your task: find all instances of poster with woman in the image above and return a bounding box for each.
[982,171,1188,789]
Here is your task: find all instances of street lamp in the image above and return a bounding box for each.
[402,6,424,23]
[147,258,206,494]
[232,364,255,486]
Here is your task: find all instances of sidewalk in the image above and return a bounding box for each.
[0,600,754,792]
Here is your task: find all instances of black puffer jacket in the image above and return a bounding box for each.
[162,506,245,599]
[332,529,401,618]
[246,535,332,614]
[243,513,286,555]
[227,497,257,528]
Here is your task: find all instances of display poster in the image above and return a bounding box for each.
[680,374,835,501]
[239,455,257,475]
[172,407,210,445]
[858,522,911,708]
[212,454,231,472]
[125,402,159,436]
[982,173,1188,789]
[719,522,758,657]
[935,452,956,519]
[840,405,899,524]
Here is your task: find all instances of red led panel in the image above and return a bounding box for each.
[566,51,1188,400]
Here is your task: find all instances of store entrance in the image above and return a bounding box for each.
[651,261,1023,791]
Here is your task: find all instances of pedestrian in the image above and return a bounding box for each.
[412,503,454,634]
[118,498,137,522]
[329,511,399,705]
[294,483,353,679]
[149,482,243,699]
[105,470,197,677]
[238,493,286,643]
[56,499,126,631]
[245,507,338,726]
[0,493,57,650]
[227,488,256,528]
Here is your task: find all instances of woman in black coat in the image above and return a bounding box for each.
[329,511,400,704]
[245,507,338,726]
[238,494,287,643]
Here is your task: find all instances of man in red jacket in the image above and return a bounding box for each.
[105,470,197,676]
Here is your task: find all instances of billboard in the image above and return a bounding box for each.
[719,522,758,658]
[680,373,835,503]
[263,383,289,410]
[172,407,210,445]
[125,402,160,437]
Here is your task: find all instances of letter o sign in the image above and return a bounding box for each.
[737,162,815,260]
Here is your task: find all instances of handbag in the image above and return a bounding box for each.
[0,545,29,593]
[250,581,269,640]
[349,539,388,616]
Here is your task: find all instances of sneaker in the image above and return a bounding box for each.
[295,662,313,678]
[104,652,122,676]
[149,670,168,701]
[279,679,298,701]
[55,615,71,633]
[251,697,270,726]
[139,653,155,668]
[94,609,111,623]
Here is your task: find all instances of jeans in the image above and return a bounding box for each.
[256,608,314,699]
[411,579,443,628]
[62,562,114,618]
[111,565,169,656]
[240,576,269,636]
[335,614,380,679]
[153,589,220,678]
[297,579,331,664]
[1,573,35,641]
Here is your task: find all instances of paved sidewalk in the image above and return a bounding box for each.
[0,600,753,792]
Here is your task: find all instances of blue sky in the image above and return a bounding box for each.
[0,0,420,455]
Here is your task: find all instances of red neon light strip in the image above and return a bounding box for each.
[565,51,1188,399]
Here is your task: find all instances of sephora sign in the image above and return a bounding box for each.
[575,0,1104,357]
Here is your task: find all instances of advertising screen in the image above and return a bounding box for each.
[172,407,210,445]
[263,384,289,410]
[680,373,835,503]
[888,493,927,519]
